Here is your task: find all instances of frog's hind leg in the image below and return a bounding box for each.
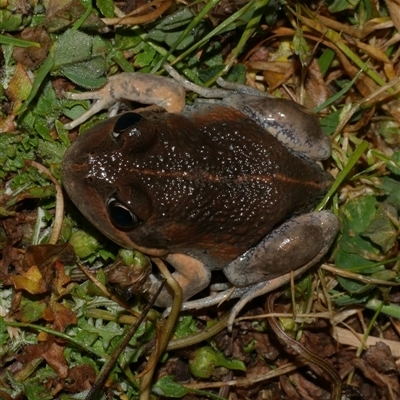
[164,64,231,99]
[164,64,266,98]
[164,210,339,331]
[222,210,339,329]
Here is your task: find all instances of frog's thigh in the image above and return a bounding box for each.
[225,96,331,160]
[149,253,211,307]
[223,211,339,287]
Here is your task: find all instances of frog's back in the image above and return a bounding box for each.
[124,105,331,265]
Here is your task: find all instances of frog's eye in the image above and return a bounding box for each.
[112,113,144,138]
[107,198,138,230]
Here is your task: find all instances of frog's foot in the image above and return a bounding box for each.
[63,95,119,130]
[226,263,313,330]
[162,263,310,331]
[145,253,211,307]
[63,72,186,130]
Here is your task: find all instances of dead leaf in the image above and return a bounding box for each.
[41,341,69,379]
[6,63,32,114]
[13,27,52,69]
[53,261,74,297]
[43,0,105,32]
[353,342,400,396]
[11,265,48,294]
[22,244,76,287]
[304,59,331,110]
[65,365,96,392]
[49,302,77,332]
[385,0,400,33]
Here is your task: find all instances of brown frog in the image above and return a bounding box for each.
[62,66,339,327]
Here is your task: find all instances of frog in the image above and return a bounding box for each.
[62,65,339,328]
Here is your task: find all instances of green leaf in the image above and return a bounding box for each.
[318,48,335,77]
[376,120,400,147]
[96,0,114,18]
[134,43,157,68]
[215,351,246,372]
[69,230,101,259]
[327,0,360,12]
[335,249,376,272]
[153,376,189,397]
[24,383,52,400]
[341,195,376,233]
[337,276,373,294]
[78,319,122,350]
[339,232,380,260]
[378,177,400,210]
[62,63,107,88]
[16,185,57,201]
[19,297,47,323]
[320,110,341,135]
[0,317,9,345]
[330,290,370,306]
[173,316,198,338]
[293,26,312,66]
[0,10,30,31]
[189,346,245,379]
[17,55,54,117]
[362,204,397,253]
[53,29,107,89]
[386,150,400,175]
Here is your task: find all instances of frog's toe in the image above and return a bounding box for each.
[64,91,103,101]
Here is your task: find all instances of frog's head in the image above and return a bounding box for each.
[62,110,242,261]
[62,112,172,256]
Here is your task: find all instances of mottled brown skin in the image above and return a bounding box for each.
[63,104,331,269]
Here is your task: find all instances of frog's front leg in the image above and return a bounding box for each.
[63,73,186,130]
[145,253,211,307]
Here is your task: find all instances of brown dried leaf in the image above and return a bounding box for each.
[286,371,330,400]
[15,340,68,379]
[363,342,398,374]
[304,59,331,110]
[41,341,69,379]
[22,244,76,287]
[245,61,295,92]
[11,265,48,294]
[385,0,400,33]
[13,27,52,69]
[0,115,17,133]
[43,0,105,32]
[52,261,73,297]
[6,63,32,114]
[65,365,96,392]
[50,302,77,332]
[353,342,400,395]
[316,14,393,39]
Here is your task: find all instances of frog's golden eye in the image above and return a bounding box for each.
[112,112,144,138]
[107,198,139,230]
